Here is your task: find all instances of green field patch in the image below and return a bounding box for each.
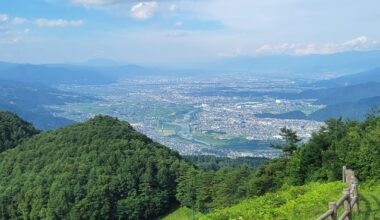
[261,104,325,116]
[192,131,231,146]
[157,123,182,137]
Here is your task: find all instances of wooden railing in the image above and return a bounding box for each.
[317,166,359,220]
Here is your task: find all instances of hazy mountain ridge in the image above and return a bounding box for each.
[317,67,380,87]
[294,81,380,105]
[208,50,380,78]
[309,96,380,121]
[0,80,97,129]
[0,64,115,85]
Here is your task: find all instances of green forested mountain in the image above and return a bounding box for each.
[0,111,40,153]
[0,115,190,219]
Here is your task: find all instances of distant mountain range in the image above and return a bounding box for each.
[0,62,203,86]
[208,50,380,79]
[291,81,380,105]
[258,95,380,121]
[257,67,380,121]
[317,67,380,87]
[0,64,118,86]
[309,96,380,121]
[0,80,96,130]
[1,50,380,127]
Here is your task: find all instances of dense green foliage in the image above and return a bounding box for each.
[287,116,380,184]
[0,111,39,152]
[200,182,346,220]
[175,157,288,213]
[177,115,380,216]
[0,116,190,219]
[271,127,301,157]
[176,166,254,213]
[183,155,269,171]
[169,182,380,220]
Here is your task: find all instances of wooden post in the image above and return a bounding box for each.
[345,169,354,187]
[351,177,359,212]
[342,166,347,183]
[343,189,352,220]
[329,202,337,220]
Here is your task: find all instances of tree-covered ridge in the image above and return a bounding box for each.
[287,116,380,184]
[183,155,269,171]
[0,111,39,152]
[0,115,190,220]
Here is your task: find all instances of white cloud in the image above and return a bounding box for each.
[174,21,183,27]
[341,36,369,47]
[0,27,31,44]
[130,2,158,20]
[294,44,318,55]
[35,19,84,27]
[254,36,379,56]
[13,17,28,25]
[169,4,177,12]
[0,14,9,23]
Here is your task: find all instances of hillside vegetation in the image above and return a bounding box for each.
[0,115,190,219]
[201,182,345,220]
[0,111,39,152]
[176,114,380,218]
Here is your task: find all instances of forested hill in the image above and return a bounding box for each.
[0,111,40,152]
[0,115,190,219]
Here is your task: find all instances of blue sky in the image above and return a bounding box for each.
[0,0,380,66]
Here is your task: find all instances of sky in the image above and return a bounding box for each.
[0,0,380,66]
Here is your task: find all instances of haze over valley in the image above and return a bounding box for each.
[2,53,380,158]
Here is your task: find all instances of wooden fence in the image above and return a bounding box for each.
[317,166,359,220]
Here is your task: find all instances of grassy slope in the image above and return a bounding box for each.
[353,183,380,220]
[163,207,203,220]
[200,182,346,220]
[166,182,380,220]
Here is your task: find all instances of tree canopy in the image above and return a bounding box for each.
[0,115,190,219]
[0,111,40,153]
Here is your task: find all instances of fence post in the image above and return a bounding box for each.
[329,202,337,220]
[345,169,355,187]
[342,166,346,183]
[343,189,352,220]
[351,176,359,212]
